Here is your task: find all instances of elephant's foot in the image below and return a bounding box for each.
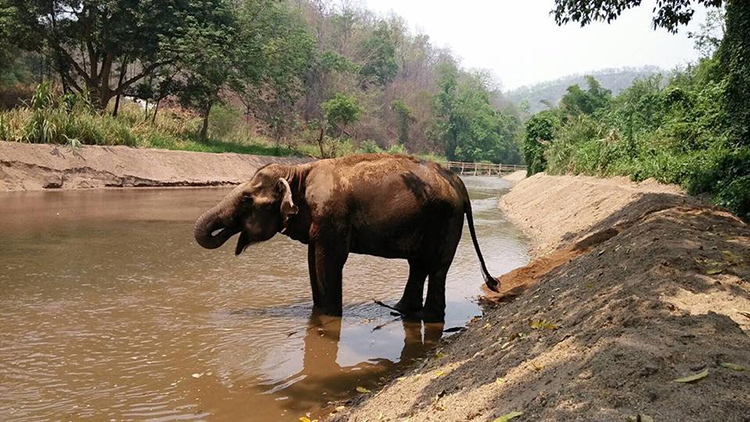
[393,298,422,315]
[401,308,444,323]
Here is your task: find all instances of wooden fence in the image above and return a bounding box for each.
[438,161,527,177]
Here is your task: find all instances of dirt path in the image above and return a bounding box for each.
[329,173,750,422]
[0,141,310,191]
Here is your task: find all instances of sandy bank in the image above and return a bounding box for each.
[501,170,527,183]
[0,141,310,191]
[330,174,750,422]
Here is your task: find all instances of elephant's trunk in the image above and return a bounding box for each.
[194,206,238,249]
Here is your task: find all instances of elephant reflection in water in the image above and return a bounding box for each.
[275,310,444,412]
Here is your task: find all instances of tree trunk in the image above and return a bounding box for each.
[112,60,128,117]
[200,103,213,141]
[151,99,160,124]
[719,0,750,145]
[317,123,327,157]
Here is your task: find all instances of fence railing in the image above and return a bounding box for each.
[437,161,527,177]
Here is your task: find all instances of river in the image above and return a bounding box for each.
[0,176,528,421]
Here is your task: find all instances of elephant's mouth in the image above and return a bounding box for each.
[234,230,256,256]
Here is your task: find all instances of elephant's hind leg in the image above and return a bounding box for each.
[394,260,428,314]
[421,266,448,322]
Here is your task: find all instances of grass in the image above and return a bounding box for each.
[0,84,449,163]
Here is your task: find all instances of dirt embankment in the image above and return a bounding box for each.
[330,173,750,422]
[0,141,310,191]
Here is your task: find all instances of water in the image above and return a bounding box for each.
[0,176,528,421]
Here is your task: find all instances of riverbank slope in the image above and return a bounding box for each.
[0,141,310,191]
[330,173,750,422]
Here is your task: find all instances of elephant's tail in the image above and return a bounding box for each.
[464,194,499,292]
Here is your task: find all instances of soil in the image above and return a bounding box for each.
[328,173,750,422]
[502,170,527,183]
[0,141,309,191]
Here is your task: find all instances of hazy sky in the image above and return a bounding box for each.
[362,0,709,90]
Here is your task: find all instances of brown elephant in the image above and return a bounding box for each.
[194,154,498,321]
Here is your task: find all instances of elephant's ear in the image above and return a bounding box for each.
[278,178,298,231]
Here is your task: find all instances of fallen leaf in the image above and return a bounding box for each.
[435,352,446,359]
[335,406,346,412]
[530,319,560,330]
[483,323,492,330]
[493,411,523,422]
[191,373,203,379]
[495,377,506,385]
[531,362,544,371]
[673,370,709,383]
[722,250,743,264]
[356,386,371,394]
[435,371,446,376]
[705,267,724,275]
[719,362,746,371]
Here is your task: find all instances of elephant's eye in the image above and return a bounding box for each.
[241,194,253,203]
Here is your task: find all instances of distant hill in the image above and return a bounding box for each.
[507,66,663,115]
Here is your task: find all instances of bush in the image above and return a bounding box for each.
[525,61,750,221]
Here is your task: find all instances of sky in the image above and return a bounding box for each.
[362,0,710,90]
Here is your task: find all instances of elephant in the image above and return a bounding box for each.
[194,154,498,321]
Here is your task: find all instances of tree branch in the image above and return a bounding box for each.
[116,60,174,94]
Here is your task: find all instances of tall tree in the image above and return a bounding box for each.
[717,0,750,143]
[6,0,233,110]
[358,22,398,86]
[232,0,315,141]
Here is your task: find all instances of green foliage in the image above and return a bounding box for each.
[525,56,750,221]
[436,64,523,163]
[323,93,362,133]
[717,0,750,145]
[390,99,414,145]
[358,139,383,153]
[552,0,724,33]
[358,22,398,86]
[560,76,611,118]
[523,110,559,175]
[5,0,236,109]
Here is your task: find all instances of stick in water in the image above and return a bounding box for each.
[373,299,405,316]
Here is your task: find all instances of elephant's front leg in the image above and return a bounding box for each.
[313,234,350,316]
[308,244,323,308]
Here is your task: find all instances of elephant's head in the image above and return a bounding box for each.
[194,168,298,255]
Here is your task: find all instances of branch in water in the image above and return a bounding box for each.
[373,299,405,316]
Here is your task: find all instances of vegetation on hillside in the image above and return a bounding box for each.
[507,67,661,116]
[525,0,749,220]
[0,0,523,163]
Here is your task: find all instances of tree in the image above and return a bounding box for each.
[552,0,750,145]
[717,0,750,143]
[390,99,414,145]
[689,8,726,57]
[552,0,724,33]
[322,92,362,136]
[435,64,522,163]
[523,110,559,176]
[232,0,315,142]
[560,76,611,117]
[358,22,398,86]
[5,0,234,110]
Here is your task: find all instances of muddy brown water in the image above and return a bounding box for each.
[0,176,528,421]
